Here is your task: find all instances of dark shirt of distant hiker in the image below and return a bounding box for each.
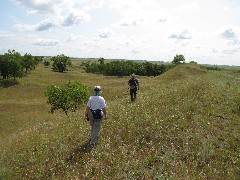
[128,73,139,101]
[84,86,107,148]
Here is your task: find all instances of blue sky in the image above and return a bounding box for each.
[0,0,240,65]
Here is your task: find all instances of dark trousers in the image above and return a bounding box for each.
[130,88,137,101]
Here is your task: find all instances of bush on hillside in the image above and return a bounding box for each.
[172,54,185,65]
[45,81,90,116]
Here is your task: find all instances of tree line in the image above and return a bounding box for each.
[44,53,185,77]
[82,59,159,76]
[80,57,185,76]
[0,49,43,81]
[0,50,74,81]
[1,48,186,81]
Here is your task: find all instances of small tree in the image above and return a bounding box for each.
[98,57,105,65]
[0,55,10,79]
[0,49,23,81]
[22,53,35,74]
[189,61,197,64]
[45,81,90,116]
[51,54,72,72]
[172,54,185,65]
[44,60,50,67]
[34,56,43,65]
[10,59,23,81]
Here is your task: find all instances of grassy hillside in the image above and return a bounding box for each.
[0,62,240,179]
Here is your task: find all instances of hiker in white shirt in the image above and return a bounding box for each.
[84,86,107,147]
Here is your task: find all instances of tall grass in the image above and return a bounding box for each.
[0,62,240,179]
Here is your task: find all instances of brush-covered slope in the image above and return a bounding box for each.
[1,63,240,179]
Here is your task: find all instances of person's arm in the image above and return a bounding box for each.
[137,80,140,90]
[84,106,90,121]
[102,107,107,119]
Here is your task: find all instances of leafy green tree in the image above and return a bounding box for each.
[189,61,197,64]
[34,56,43,65]
[22,53,35,74]
[98,57,105,65]
[10,59,23,81]
[0,55,10,79]
[0,50,23,81]
[172,54,185,65]
[51,54,72,72]
[43,60,50,67]
[45,81,90,116]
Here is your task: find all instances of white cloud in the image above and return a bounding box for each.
[227,39,240,45]
[117,18,144,27]
[35,19,56,31]
[221,28,237,39]
[176,2,200,13]
[131,46,149,55]
[14,0,55,14]
[98,28,113,38]
[156,17,167,23]
[62,10,90,27]
[14,11,90,32]
[13,0,91,28]
[14,19,59,31]
[0,31,14,39]
[169,29,192,40]
[222,47,240,54]
[66,34,87,42]
[33,39,60,46]
[211,49,218,53]
[223,6,230,12]
[219,26,240,42]
[131,49,141,54]
[14,23,35,31]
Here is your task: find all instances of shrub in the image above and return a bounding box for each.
[51,54,72,72]
[43,60,50,67]
[172,54,185,65]
[45,81,90,115]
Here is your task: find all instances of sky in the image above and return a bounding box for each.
[0,0,240,66]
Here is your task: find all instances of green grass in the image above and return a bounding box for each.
[0,62,240,179]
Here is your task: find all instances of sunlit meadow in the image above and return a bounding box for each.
[0,61,240,179]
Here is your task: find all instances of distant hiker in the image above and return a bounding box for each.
[84,86,107,147]
[128,73,140,101]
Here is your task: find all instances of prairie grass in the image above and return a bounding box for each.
[0,62,240,179]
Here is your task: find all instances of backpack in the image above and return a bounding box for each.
[91,109,103,119]
[129,78,138,89]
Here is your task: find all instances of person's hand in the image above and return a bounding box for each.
[84,115,89,121]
